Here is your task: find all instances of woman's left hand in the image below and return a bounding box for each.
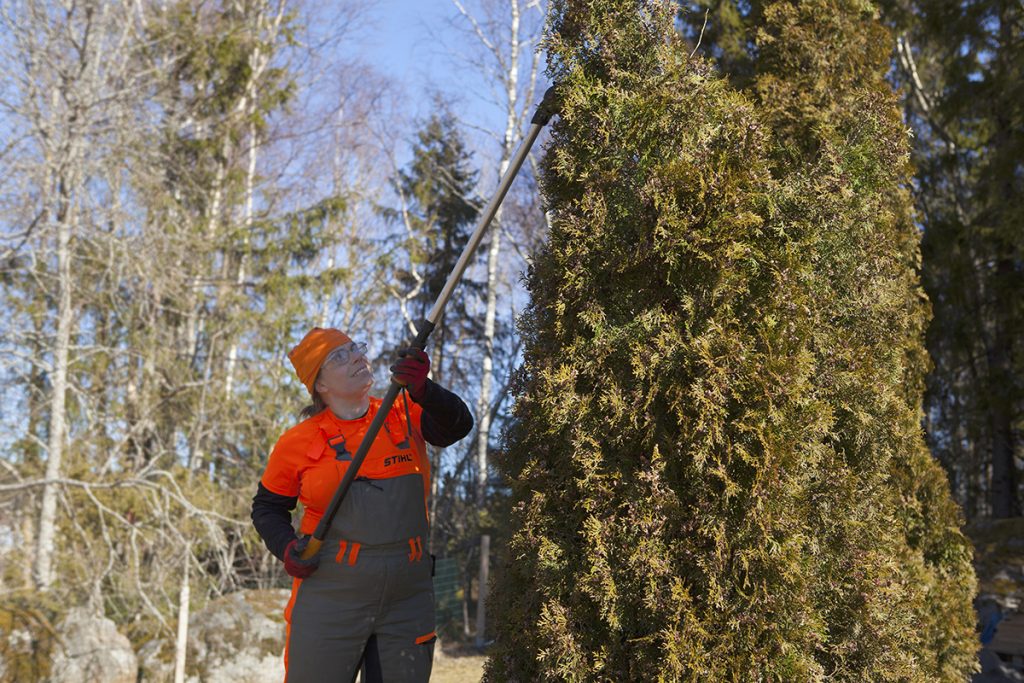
[391,348,430,400]
[283,536,320,578]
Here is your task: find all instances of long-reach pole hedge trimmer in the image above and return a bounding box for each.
[300,86,559,561]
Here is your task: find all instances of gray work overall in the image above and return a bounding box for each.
[285,473,435,682]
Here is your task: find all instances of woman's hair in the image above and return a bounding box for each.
[299,369,326,419]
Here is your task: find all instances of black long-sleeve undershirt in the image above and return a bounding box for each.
[414,379,474,448]
[251,381,473,561]
[251,483,298,561]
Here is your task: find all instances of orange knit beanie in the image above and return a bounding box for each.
[288,327,352,394]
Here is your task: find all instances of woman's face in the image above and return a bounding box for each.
[314,342,372,401]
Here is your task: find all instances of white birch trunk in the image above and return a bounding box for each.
[35,211,73,590]
[221,7,282,397]
[428,341,445,551]
[25,0,123,589]
[474,0,521,648]
[224,113,259,400]
[474,220,502,646]
[173,552,191,683]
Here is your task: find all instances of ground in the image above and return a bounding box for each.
[431,644,486,683]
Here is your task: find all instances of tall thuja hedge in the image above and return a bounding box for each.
[485,0,977,681]
[490,0,836,679]
[753,0,977,678]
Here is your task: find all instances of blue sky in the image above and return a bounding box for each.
[351,0,549,156]
[307,0,549,398]
[358,0,457,89]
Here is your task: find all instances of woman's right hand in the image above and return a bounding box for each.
[283,536,320,578]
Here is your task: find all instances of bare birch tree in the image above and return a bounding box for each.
[0,0,147,591]
[449,0,545,646]
[0,0,487,672]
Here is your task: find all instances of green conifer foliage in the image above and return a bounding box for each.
[489,1,822,679]
[752,0,977,677]
[486,0,977,680]
[387,111,482,337]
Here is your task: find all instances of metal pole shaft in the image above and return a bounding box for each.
[426,120,544,325]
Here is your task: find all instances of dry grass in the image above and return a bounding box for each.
[431,645,486,683]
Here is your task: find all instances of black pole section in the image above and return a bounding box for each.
[301,87,558,559]
[532,85,558,126]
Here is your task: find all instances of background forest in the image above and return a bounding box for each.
[0,0,1019,680]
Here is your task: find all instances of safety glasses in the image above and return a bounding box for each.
[323,341,368,367]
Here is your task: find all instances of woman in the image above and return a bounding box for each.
[251,327,473,682]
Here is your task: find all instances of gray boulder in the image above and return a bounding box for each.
[49,607,137,683]
[139,589,289,683]
[136,637,173,683]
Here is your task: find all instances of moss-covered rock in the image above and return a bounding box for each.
[0,593,64,682]
[138,589,289,683]
[50,608,138,683]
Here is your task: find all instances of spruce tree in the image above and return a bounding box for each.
[384,111,489,587]
[486,0,977,680]
[884,0,1024,519]
[387,109,483,359]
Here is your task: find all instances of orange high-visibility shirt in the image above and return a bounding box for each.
[260,395,429,536]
